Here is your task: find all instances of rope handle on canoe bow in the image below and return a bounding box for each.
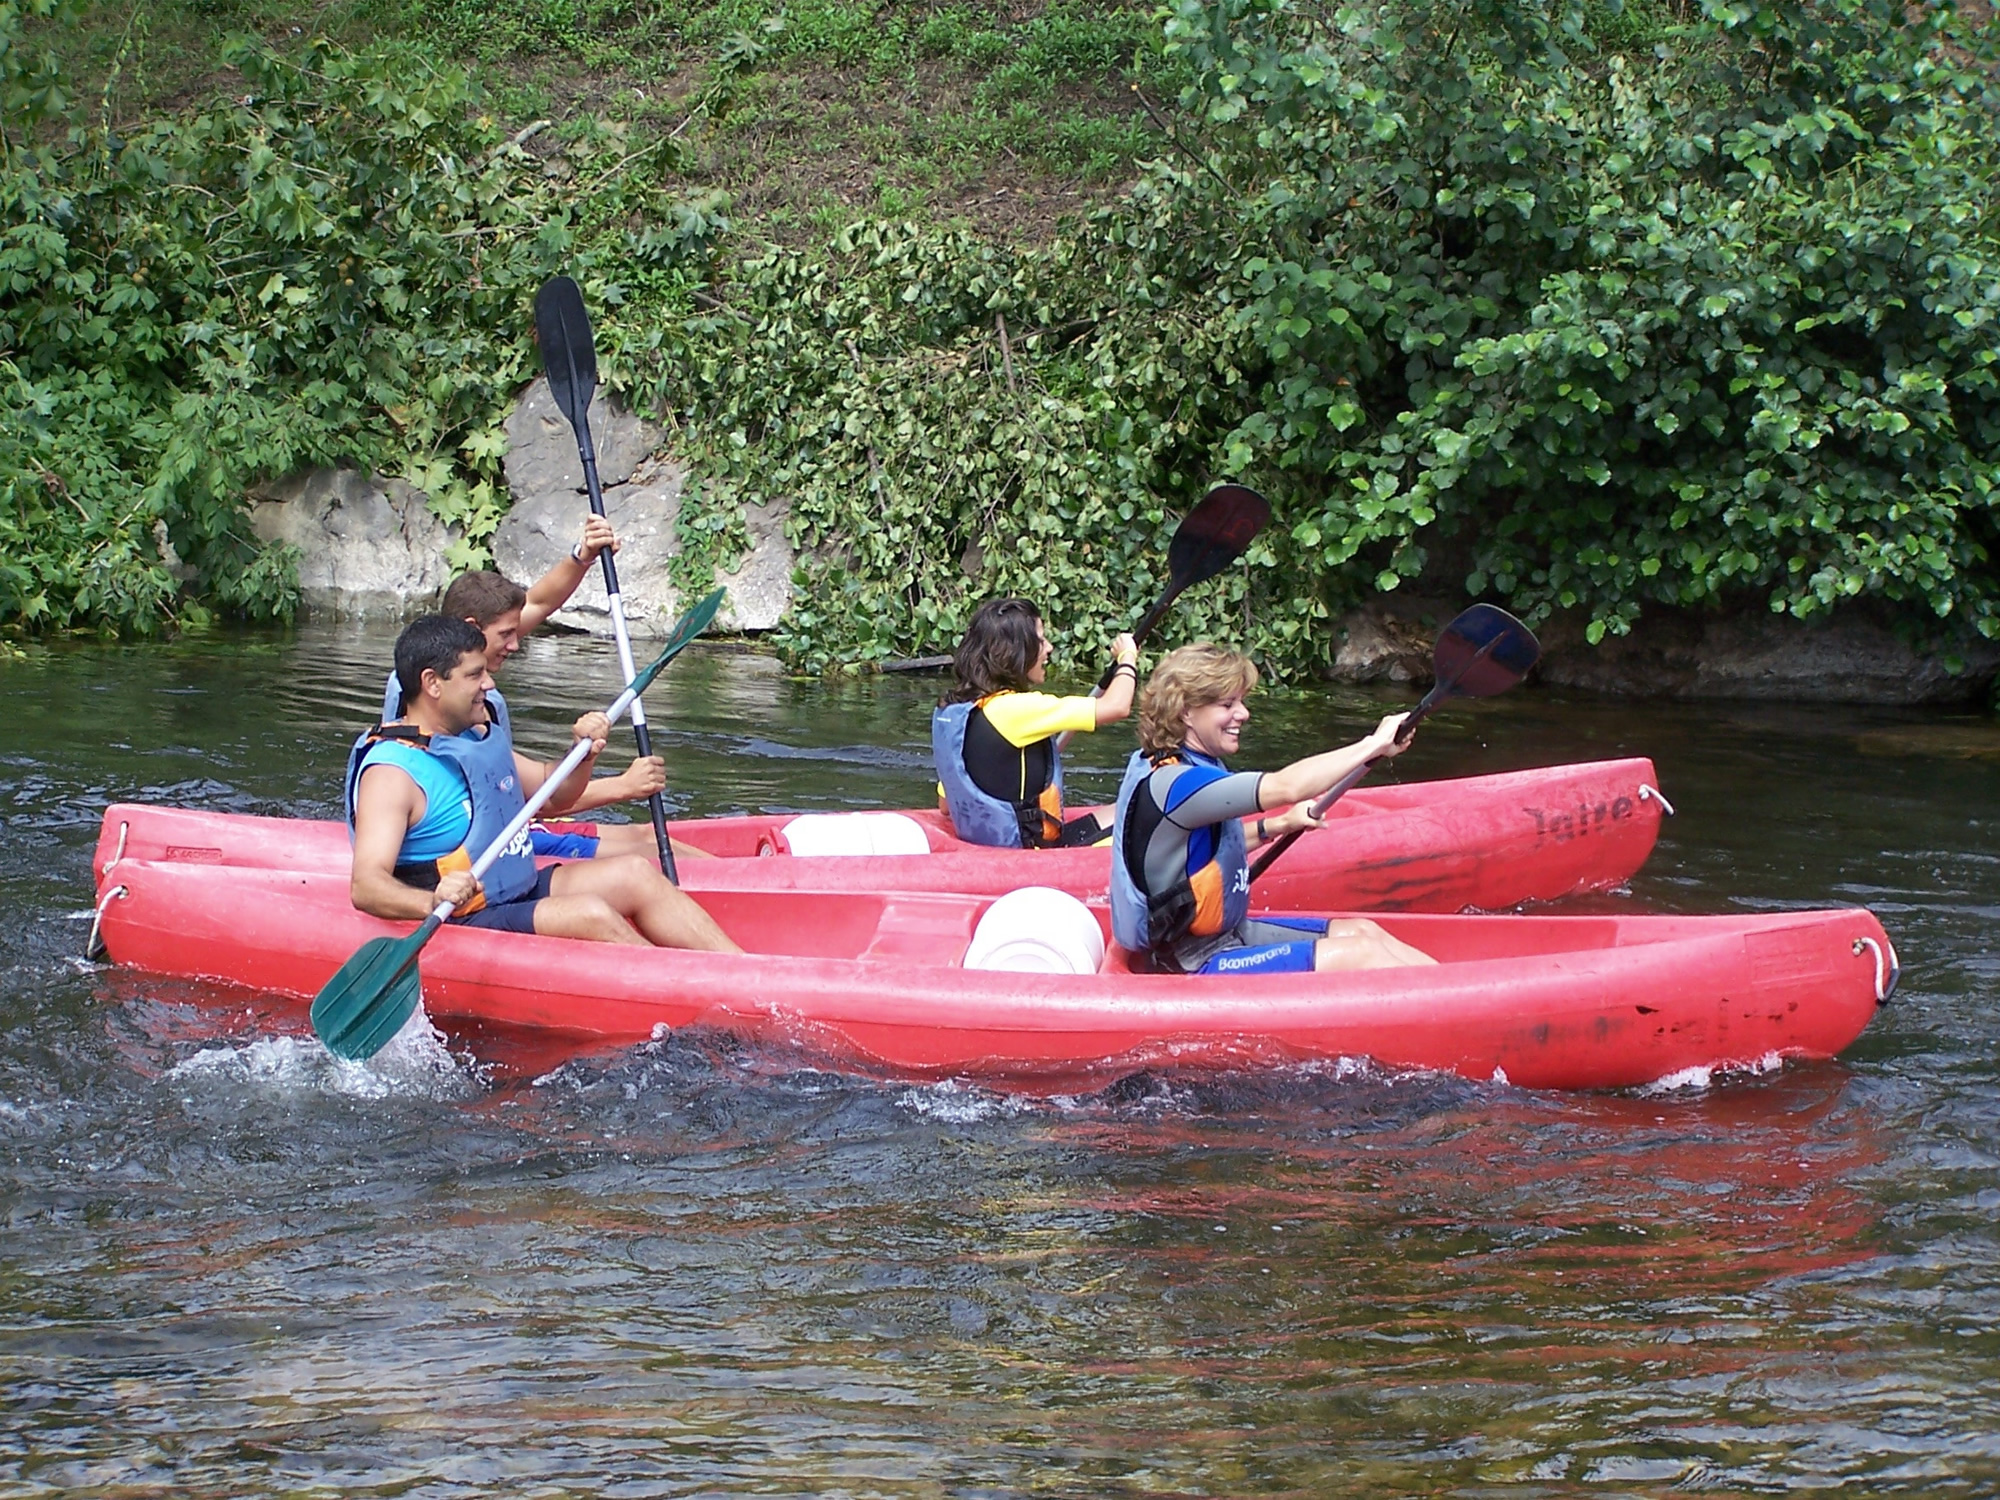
[1853,935,1899,1004]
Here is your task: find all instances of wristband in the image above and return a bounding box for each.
[1256,817,1267,842]
[570,542,587,564]
[1113,660,1138,678]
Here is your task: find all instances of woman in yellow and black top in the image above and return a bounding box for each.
[932,598,1139,848]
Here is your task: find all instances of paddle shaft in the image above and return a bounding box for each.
[571,412,679,884]
[1246,627,1515,882]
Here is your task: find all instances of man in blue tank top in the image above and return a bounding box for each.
[349,616,739,951]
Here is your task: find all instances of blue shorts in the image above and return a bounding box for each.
[1194,917,1331,976]
[531,822,601,859]
[452,865,558,935]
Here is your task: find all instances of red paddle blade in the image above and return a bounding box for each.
[1433,603,1541,698]
[1166,484,1271,591]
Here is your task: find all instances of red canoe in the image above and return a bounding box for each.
[91,757,1668,911]
[89,855,1892,1091]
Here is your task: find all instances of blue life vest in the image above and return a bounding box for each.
[932,697,1066,849]
[1110,748,1250,955]
[344,713,538,908]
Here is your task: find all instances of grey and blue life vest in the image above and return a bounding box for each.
[932,696,1066,849]
[1110,748,1250,954]
[343,707,538,908]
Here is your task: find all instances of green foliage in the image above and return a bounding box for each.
[0,11,723,633]
[10,0,1998,680]
[660,0,2000,673]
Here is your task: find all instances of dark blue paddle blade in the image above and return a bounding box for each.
[534,276,598,438]
[1432,603,1540,698]
[309,929,429,1061]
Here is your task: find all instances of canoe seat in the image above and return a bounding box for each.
[859,898,981,963]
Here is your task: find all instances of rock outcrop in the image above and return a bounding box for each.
[247,468,457,619]
[249,376,796,636]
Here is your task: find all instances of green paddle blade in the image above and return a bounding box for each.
[309,926,431,1061]
[628,587,726,697]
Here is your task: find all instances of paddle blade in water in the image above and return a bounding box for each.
[534,276,598,437]
[309,931,427,1061]
[1166,484,1272,591]
[1433,603,1541,698]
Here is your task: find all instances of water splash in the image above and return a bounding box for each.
[168,1007,474,1100]
[1639,1050,1785,1096]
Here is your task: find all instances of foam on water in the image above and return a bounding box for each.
[1640,1050,1785,1096]
[168,1006,473,1100]
[894,1077,1035,1124]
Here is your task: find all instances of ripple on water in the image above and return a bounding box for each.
[3,626,2000,1493]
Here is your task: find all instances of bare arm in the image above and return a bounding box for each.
[514,712,607,814]
[1257,712,1412,812]
[559,755,664,814]
[520,514,618,634]
[350,765,477,920]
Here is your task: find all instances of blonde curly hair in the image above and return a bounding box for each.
[1137,643,1259,755]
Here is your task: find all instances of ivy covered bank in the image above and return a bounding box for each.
[3,0,1997,685]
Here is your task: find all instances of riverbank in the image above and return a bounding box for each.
[12,3,1999,699]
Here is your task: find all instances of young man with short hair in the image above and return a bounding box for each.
[380,514,703,863]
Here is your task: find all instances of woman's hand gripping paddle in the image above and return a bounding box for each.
[1055,484,1271,751]
[534,274,682,883]
[309,590,725,1062]
[1248,603,1541,882]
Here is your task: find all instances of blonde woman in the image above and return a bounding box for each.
[1110,643,1436,975]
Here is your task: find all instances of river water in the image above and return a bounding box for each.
[2,623,1997,1496]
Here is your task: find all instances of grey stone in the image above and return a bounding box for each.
[247,468,458,619]
[503,376,663,499]
[492,456,793,637]
[1331,596,1450,684]
[1329,594,2000,704]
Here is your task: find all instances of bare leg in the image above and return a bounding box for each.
[593,823,715,861]
[1313,918,1436,971]
[548,856,740,952]
[529,894,650,945]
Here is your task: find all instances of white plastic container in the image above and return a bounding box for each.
[780,811,933,858]
[962,887,1107,975]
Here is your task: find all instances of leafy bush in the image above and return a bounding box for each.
[663,0,2000,673]
[0,2,723,633]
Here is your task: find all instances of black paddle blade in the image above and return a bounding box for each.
[534,275,598,437]
[310,930,427,1061]
[1432,603,1540,698]
[1166,484,1271,591]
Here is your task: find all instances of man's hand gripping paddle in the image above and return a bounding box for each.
[535,274,683,883]
[310,589,725,1063]
[1055,484,1270,751]
[1248,603,1541,882]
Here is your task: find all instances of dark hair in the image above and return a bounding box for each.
[392,615,489,716]
[440,570,527,627]
[948,597,1044,702]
